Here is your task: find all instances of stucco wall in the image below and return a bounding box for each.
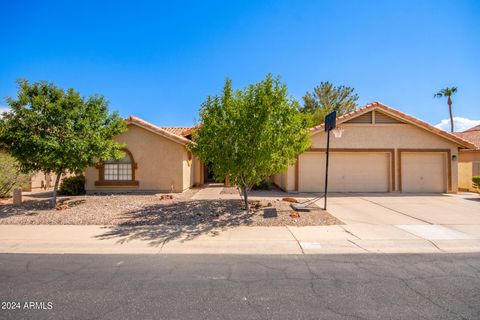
[458,150,480,191]
[272,164,295,191]
[458,150,480,163]
[85,124,188,193]
[182,151,196,190]
[458,162,474,191]
[193,156,202,186]
[277,123,461,192]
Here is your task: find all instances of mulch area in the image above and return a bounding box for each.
[0,192,342,226]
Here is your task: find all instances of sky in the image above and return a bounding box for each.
[1,0,479,130]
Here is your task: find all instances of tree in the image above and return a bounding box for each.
[301,81,359,126]
[0,152,30,198]
[434,86,457,132]
[189,74,310,211]
[0,80,127,206]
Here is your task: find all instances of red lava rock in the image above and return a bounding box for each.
[282,197,298,203]
[289,211,300,219]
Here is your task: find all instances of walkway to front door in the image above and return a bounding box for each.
[191,183,224,200]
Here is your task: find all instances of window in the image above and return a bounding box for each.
[95,149,138,186]
[104,154,133,181]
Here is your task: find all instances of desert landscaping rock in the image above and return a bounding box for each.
[0,191,342,227]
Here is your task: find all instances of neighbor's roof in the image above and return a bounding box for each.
[126,116,192,145]
[453,125,480,150]
[310,101,477,149]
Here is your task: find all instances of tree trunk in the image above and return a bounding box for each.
[242,186,250,212]
[448,97,454,132]
[51,173,62,207]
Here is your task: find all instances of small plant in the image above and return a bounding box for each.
[58,175,86,196]
[473,176,480,190]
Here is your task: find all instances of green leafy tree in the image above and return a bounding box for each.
[0,152,30,198]
[434,86,457,132]
[0,80,127,206]
[301,81,359,126]
[189,74,310,211]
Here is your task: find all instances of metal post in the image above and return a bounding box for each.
[324,129,330,210]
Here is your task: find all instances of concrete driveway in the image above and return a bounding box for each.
[325,192,480,225]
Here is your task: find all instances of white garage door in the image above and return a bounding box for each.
[401,152,446,192]
[298,152,390,192]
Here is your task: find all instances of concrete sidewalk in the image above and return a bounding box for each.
[1,224,480,254]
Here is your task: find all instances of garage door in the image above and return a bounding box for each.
[298,152,390,192]
[401,152,446,192]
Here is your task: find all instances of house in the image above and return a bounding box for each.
[85,116,202,193]
[273,102,475,193]
[85,102,475,194]
[454,124,480,191]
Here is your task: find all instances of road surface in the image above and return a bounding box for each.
[1,253,479,319]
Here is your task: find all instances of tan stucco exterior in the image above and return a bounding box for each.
[458,150,480,191]
[275,122,462,193]
[85,124,197,193]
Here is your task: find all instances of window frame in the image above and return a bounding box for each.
[95,149,139,186]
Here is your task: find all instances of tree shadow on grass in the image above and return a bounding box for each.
[95,199,256,247]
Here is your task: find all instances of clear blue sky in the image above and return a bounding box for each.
[1,0,479,129]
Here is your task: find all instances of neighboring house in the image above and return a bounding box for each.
[454,125,480,191]
[274,102,474,193]
[85,102,475,194]
[28,172,54,191]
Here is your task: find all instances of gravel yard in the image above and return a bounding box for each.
[0,191,342,227]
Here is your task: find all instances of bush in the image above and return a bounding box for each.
[251,179,274,191]
[58,175,86,196]
[0,152,29,198]
[473,176,480,190]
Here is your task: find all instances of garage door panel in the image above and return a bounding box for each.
[299,152,390,192]
[401,153,446,192]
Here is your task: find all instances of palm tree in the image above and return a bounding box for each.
[434,87,457,132]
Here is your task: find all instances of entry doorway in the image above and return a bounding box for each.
[202,163,226,185]
[204,163,216,183]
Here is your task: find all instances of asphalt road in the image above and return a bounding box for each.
[0,253,479,320]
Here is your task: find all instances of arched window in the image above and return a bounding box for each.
[95,149,138,186]
[104,152,133,181]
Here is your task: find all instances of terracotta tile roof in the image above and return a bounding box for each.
[453,125,480,150]
[310,101,476,149]
[161,127,193,137]
[126,116,192,145]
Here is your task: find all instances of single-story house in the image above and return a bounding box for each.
[454,124,480,191]
[273,102,474,193]
[85,116,202,193]
[85,102,475,194]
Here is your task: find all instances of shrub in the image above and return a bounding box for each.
[59,175,86,196]
[0,152,29,198]
[252,180,274,190]
[473,176,480,190]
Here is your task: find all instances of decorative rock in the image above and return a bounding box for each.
[282,197,298,203]
[289,211,300,219]
[290,203,311,212]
